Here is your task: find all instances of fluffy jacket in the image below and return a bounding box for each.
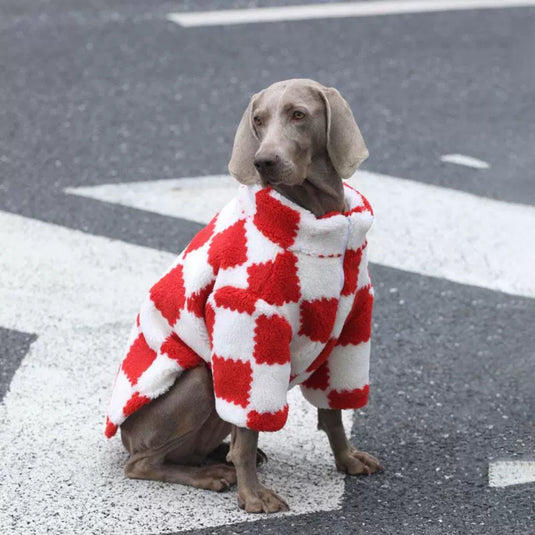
[105,183,374,438]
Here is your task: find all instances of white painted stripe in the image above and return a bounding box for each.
[166,0,535,27]
[441,154,490,169]
[66,171,535,299]
[0,210,352,534]
[65,174,238,226]
[489,460,535,487]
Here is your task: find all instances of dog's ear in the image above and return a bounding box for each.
[320,87,368,179]
[228,94,260,185]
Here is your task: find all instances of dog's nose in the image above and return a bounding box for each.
[254,155,279,173]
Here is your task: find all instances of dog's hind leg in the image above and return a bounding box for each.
[120,365,235,491]
[124,455,237,491]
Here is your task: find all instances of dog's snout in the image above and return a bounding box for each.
[254,154,280,173]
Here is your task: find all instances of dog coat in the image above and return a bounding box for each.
[105,183,374,438]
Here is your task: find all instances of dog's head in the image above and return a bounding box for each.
[228,79,368,187]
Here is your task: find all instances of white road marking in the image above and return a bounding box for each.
[489,460,535,487]
[441,154,490,169]
[0,210,352,535]
[166,0,535,27]
[66,171,535,299]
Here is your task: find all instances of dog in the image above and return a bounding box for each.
[105,79,381,514]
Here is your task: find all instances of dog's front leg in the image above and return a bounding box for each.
[318,408,382,475]
[226,426,289,513]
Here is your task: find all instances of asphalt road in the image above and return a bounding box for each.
[1,1,534,534]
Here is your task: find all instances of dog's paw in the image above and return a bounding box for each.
[197,464,237,491]
[335,448,382,476]
[237,485,289,513]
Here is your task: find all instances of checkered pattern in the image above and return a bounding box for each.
[105,183,374,438]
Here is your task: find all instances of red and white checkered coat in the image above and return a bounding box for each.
[105,183,374,438]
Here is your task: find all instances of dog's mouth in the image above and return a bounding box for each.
[260,169,307,188]
[261,176,306,188]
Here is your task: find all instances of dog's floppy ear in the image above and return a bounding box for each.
[320,87,368,179]
[228,94,260,185]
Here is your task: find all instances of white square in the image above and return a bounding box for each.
[215,397,247,428]
[295,253,341,302]
[182,242,215,295]
[107,370,133,422]
[356,246,371,289]
[139,297,173,351]
[213,198,240,234]
[136,353,180,399]
[244,221,282,265]
[248,362,291,414]
[174,309,211,361]
[332,293,354,336]
[211,307,255,361]
[300,384,330,409]
[289,334,323,377]
[327,341,370,392]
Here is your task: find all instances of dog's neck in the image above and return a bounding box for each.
[267,156,345,218]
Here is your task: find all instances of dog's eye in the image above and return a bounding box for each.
[253,116,263,126]
[292,110,305,120]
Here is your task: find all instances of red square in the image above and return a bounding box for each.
[302,362,329,391]
[299,298,339,343]
[122,333,157,386]
[161,333,203,369]
[205,303,215,346]
[247,252,301,306]
[186,281,214,318]
[104,417,118,438]
[246,405,289,432]
[149,264,186,327]
[212,355,252,408]
[214,286,258,314]
[337,286,373,346]
[342,248,362,296]
[328,385,369,409]
[253,189,300,248]
[207,219,248,270]
[123,392,151,418]
[253,314,292,365]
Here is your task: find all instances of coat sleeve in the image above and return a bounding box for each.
[300,282,374,411]
[205,286,293,432]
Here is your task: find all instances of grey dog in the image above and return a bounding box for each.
[118,79,381,513]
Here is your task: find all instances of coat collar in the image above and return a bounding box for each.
[238,183,373,257]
